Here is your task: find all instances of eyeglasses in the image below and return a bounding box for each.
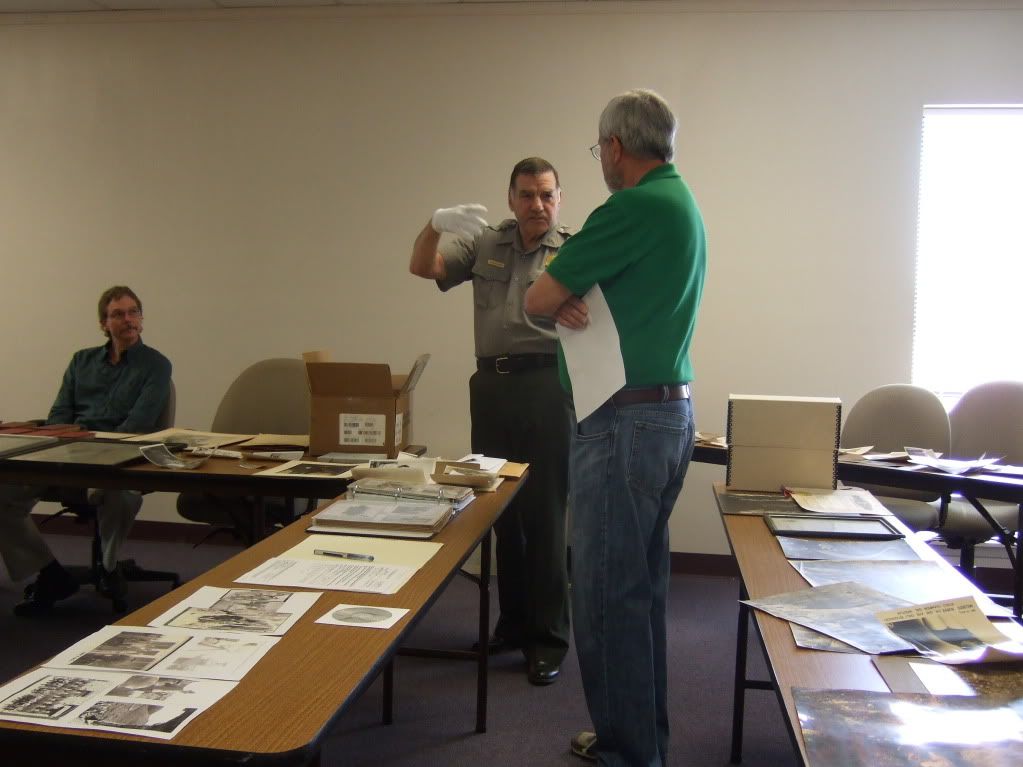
[107,308,142,321]
[589,143,601,160]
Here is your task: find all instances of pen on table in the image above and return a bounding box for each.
[314,549,375,562]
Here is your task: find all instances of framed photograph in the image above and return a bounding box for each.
[7,439,148,467]
[765,513,904,540]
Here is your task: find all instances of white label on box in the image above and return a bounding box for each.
[394,413,403,445]
[339,413,386,447]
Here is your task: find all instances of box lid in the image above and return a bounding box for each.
[306,354,430,398]
[727,394,841,450]
[307,362,394,396]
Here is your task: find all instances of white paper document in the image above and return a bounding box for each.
[905,446,1002,475]
[0,667,235,740]
[45,625,279,681]
[235,556,416,595]
[876,596,1023,664]
[147,586,321,636]
[557,284,626,421]
[285,534,442,570]
[784,487,892,516]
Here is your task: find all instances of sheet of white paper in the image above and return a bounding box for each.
[235,556,415,595]
[557,284,626,421]
[285,534,442,569]
[876,596,1023,664]
[0,667,235,740]
[457,454,508,473]
[785,487,892,516]
[315,603,410,630]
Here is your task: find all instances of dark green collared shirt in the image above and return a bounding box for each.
[47,340,172,433]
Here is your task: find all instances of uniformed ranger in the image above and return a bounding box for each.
[409,157,571,686]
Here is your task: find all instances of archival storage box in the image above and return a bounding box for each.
[307,354,429,459]
[726,394,841,492]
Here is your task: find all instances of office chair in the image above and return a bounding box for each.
[931,380,1023,576]
[839,383,949,532]
[176,358,315,545]
[41,380,180,613]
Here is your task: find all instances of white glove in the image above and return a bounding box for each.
[431,204,489,240]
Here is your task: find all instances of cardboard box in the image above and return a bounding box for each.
[726,394,841,491]
[307,354,429,458]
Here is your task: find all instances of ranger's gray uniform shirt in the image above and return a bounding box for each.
[436,218,572,358]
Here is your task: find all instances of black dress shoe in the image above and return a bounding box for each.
[13,566,79,618]
[472,635,523,655]
[528,658,560,686]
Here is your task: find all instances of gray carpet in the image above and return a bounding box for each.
[0,533,798,766]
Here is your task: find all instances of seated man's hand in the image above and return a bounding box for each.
[431,204,489,240]
[554,296,589,330]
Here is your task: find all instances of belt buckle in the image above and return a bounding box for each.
[495,356,511,375]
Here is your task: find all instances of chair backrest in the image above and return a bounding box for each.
[949,380,1023,464]
[841,384,951,454]
[211,358,310,435]
[156,379,176,430]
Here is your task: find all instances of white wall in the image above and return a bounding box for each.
[2,1,1021,554]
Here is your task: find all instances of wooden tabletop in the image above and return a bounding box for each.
[0,453,352,500]
[715,483,959,766]
[0,478,524,765]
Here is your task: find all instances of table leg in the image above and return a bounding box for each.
[731,583,751,764]
[1016,504,1023,621]
[475,529,491,734]
[382,659,394,725]
[252,496,267,543]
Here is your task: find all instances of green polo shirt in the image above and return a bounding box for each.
[47,340,172,433]
[544,163,706,391]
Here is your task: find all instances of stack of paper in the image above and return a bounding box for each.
[311,497,456,538]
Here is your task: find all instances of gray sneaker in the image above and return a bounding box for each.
[570,731,597,761]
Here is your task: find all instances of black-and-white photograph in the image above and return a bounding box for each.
[166,607,288,634]
[149,586,321,637]
[0,674,109,720]
[78,700,196,734]
[315,603,409,630]
[108,675,200,702]
[47,626,280,681]
[71,631,188,672]
[331,606,393,624]
[214,588,291,611]
[0,667,238,740]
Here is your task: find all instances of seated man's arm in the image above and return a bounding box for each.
[116,357,172,433]
[46,357,79,425]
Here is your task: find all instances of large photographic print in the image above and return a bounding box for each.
[149,586,321,636]
[0,668,235,740]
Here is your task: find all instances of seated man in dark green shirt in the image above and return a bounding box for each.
[0,285,172,617]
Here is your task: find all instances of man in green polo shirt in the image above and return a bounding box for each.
[525,89,706,765]
[0,285,172,616]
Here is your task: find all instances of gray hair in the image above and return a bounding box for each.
[598,89,676,162]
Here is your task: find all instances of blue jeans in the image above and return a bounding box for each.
[570,397,695,767]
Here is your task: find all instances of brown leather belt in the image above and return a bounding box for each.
[477,354,557,374]
[612,384,691,407]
